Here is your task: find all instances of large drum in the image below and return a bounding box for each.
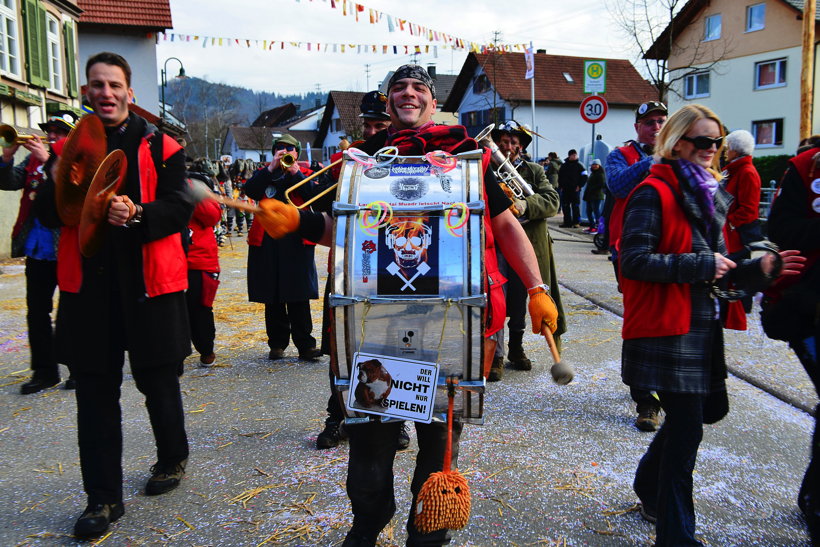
[330,149,488,425]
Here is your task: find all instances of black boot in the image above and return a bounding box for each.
[74,502,124,539]
[507,330,532,371]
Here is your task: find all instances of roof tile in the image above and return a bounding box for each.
[444,52,657,111]
[78,0,173,29]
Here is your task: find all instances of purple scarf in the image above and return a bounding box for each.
[677,159,718,223]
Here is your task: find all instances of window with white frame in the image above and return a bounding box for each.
[746,3,765,32]
[752,118,783,147]
[46,14,62,92]
[0,0,20,77]
[684,72,710,99]
[704,14,721,41]
[755,58,787,89]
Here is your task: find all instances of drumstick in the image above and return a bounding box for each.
[543,329,574,385]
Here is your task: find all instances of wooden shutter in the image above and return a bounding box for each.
[63,20,77,97]
[23,0,48,88]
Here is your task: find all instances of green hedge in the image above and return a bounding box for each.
[753,154,791,188]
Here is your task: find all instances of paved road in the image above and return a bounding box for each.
[0,226,813,546]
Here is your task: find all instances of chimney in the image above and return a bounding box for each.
[427,64,437,79]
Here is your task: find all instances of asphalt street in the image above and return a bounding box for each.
[0,220,814,546]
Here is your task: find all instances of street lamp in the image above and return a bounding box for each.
[160,57,186,120]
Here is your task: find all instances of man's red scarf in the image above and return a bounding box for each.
[387,122,478,155]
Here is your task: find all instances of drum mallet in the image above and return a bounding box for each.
[543,329,574,385]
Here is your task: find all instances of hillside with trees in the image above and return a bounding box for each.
[160,77,324,159]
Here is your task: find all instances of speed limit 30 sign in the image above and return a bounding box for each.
[580,95,608,124]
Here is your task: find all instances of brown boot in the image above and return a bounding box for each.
[507,331,533,371]
[487,355,505,382]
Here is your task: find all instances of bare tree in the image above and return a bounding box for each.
[606,0,733,102]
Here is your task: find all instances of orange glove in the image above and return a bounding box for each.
[528,291,558,334]
[256,198,300,239]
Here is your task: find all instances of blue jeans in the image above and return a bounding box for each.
[586,199,602,227]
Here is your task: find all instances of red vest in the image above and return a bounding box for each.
[609,143,642,252]
[58,134,187,297]
[620,164,692,339]
[481,149,508,337]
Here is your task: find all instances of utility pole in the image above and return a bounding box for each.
[365,64,371,90]
[801,0,816,140]
[492,30,501,125]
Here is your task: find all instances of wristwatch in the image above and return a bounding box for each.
[125,204,143,227]
[527,284,550,296]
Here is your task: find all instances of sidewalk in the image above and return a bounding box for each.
[0,231,813,546]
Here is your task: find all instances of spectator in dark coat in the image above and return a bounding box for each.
[557,149,586,227]
[243,134,322,361]
[583,159,606,232]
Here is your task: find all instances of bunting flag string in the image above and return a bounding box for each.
[160,32,527,55]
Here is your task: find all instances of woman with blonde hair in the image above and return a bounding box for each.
[619,104,803,545]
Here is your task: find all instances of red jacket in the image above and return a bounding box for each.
[187,193,221,272]
[609,143,642,252]
[621,164,692,339]
[722,155,761,254]
[58,134,187,297]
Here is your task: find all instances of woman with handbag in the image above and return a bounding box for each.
[619,104,803,545]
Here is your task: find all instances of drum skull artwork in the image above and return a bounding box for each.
[377,216,438,295]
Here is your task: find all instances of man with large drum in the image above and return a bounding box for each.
[258,64,558,547]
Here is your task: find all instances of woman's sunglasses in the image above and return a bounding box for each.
[680,135,723,150]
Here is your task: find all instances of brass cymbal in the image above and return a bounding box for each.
[56,115,106,227]
[78,149,127,257]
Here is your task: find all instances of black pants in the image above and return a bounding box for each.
[186,270,216,357]
[505,265,527,336]
[265,300,316,352]
[560,192,580,226]
[25,257,58,376]
[791,335,820,544]
[74,357,189,505]
[633,390,728,546]
[346,420,463,546]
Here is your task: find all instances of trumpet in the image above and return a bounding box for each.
[0,124,50,148]
[475,123,534,199]
[280,153,297,170]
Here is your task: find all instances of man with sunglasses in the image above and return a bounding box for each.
[0,110,77,393]
[604,100,667,432]
[244,134,323,362]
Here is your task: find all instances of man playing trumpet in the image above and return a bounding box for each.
[487,122,565,381]
[0,111,77,393]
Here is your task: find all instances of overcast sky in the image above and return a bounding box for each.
[155,0,641,95]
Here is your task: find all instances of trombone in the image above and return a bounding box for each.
[0,124,50,148]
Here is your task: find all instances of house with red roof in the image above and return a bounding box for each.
[443,52,657,161]
[77,0,174,121]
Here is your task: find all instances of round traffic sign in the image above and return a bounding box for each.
[580,95,608,124]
